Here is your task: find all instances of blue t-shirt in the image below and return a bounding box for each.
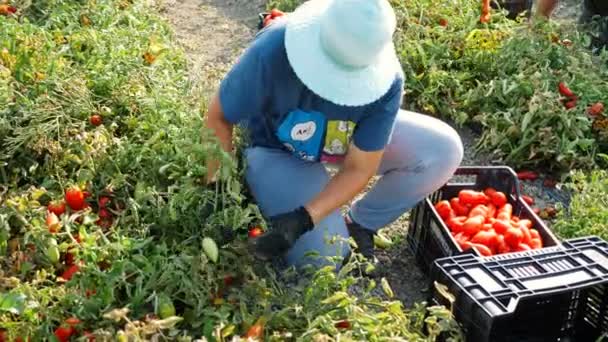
[219,19,404,163]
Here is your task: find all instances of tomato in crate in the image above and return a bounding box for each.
[406,166,559,275]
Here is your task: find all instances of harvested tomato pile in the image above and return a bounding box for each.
[434,188,544,257]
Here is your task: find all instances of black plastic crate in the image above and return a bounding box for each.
[430,236,608,342]
[406,166,560,274]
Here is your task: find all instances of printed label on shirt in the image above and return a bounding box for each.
[276,109,326,162]
[276,110,355,163]
[321,120,355,163]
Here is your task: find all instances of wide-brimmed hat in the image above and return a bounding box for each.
[284,0,403,107]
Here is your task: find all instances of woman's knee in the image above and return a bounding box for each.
[388,110,464,173]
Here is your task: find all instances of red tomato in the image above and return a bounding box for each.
[335,320,351,329]
[65,317,81,326]
[446,216,467,233]
[529,229,540,240]
[588,102,604,116]
[482,223,493,231]
[489,191,507,208]
[450,198,470,216]
[519,226,533,245]
[497,203,513,221]
[65,187,86,211]
[89,114,102,126]
[495,235,510,254]
[515,243,532,252]
[517,171,539,181]
[61,264,80,281]
[48,200,66,216]
[434,200,454,220]
[486,204,497,220]
[518,219,532,229]
[54,326,75,342]
[248,227,264,238]
[459,241,473,251]
[459,190,489,206]
[471,230,498,249]
[462,216,485,236]
[484,188,497,196]
[530,238,543,249]
[98,196,111,208]
[98,208,112,219]
[504,227,524,248]
[565,100,577,110]
[522,195,535,206]
[83,331,96,341]
[471,243,493,256]
[492,220,511,235]
[223,275,234,287]
[439,18,448,27]
[65,251,75,266]
[46,211,61,233]
[468,204,489,218]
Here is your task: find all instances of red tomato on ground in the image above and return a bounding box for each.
[46,211,61,233]
[65,187,86,211]
[61,264,80,281]
[439,18,448,27]
[588,102,604,116]
[335,320,351,329]
[98,196,111,208]
[54,326,75,342]
[89,114,102,126]
[248,227,264,238]
[521,195,535,206]
[48,200,66,216]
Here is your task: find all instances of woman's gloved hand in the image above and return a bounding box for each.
[249,206,314,260]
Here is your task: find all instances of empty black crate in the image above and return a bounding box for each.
[431,236,608,342]
[406,166,560,274]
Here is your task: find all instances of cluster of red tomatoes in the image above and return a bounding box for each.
[434,188,544,257]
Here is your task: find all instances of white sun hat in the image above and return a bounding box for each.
[284,0,403,107]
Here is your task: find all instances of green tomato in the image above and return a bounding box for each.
[158,294,176,319]
[45,239,60,264]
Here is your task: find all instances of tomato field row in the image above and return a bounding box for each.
[0,0,461,340]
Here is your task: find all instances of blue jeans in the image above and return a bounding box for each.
[244,110,464,268]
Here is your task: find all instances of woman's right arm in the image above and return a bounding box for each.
[203,92,234,184]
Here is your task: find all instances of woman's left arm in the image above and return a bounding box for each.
[304,144,383,224]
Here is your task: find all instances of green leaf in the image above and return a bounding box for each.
[0,292,27,315]
[521,111,534,133]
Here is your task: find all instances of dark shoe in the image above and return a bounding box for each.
[347,221,376,260]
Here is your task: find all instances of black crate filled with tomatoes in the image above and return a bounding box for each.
[406,166,560,274]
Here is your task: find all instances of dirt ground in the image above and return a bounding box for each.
[157,0,574,307]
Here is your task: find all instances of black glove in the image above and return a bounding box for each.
[249,206,315,260]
